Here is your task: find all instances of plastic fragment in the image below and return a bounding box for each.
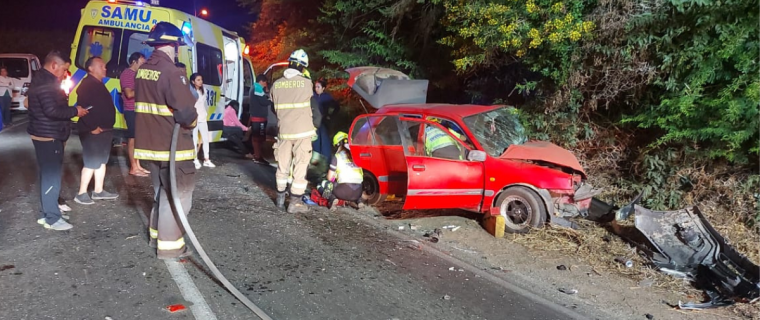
[166,304,187,313]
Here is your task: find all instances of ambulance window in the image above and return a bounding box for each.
[196,43,223,86]
[123,31,153,67]
[76,27,119,73]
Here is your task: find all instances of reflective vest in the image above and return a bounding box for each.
[335,150,364,184]
[425,125,462,154]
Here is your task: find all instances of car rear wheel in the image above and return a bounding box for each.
[362,172,386,206]
[495,187,546,234]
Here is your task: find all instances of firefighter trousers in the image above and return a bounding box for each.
[274,137,312,196]
[145,160,196,259]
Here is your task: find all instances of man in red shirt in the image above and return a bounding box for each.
[120,52,149,177]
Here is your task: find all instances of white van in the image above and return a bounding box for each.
[0,53,42,111]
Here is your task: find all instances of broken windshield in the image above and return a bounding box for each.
[463,107,527,157]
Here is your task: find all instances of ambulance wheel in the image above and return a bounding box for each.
[362,172,386,206]
[495,187,546,234]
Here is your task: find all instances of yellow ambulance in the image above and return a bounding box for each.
[65,0,256,142]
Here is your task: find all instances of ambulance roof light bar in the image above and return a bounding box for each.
[104,0,154,6]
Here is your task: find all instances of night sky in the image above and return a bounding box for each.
[0,0,254,36]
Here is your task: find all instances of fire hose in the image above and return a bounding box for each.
[170,123,273,320]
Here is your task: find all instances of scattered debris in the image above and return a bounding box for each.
[452,246,477,254]
[105,317,114,320]
[451,226,461,232]
[409,224,419,230]
[622,202,760,309]
[614,257,633,268]
[428,237,439,243]
[0,265,15,271]
[398,226,405,230]
[442,225,458,230]
[384,259,397,266]
[124,235,138,240]
[165,304,187,313]
[559,288,578,295]
[226,174,240,178]
[442,294,451,300]
[638,279,655,288]
[556,265,567,271]
[645,314,654,320]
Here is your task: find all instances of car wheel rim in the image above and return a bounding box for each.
[500,195,532,229]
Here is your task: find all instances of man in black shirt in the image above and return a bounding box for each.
[73,56,118,205]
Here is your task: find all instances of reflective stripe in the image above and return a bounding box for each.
[149,228,158,239]
[274,101,311,110]
[407,189,483,196]
[425,126,457,153]
[292,182,308,189]
[378,176,388,182]
[135,149,196,161]
[157,237,185,251]
[135,103,173,116]
[279,129,316,140]
[335,151,363,184]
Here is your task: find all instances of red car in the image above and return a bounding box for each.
[345,67,601,233]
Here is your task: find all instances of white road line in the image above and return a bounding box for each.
[116,153,217,320]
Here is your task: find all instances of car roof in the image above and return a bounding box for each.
[0,54,39,59]
[376,104,504,119]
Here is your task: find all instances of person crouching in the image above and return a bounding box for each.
[325,131,364,211]
[221,100,249,156]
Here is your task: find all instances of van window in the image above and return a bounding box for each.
[76,26,152,78]
[242,58,253,94]
[0,58,30,78]
[196,43,223,86]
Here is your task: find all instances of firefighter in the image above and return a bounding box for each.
[424,118,464,160]
[134,22,198,259]
[324,131,364,211]
[271,49,321,213]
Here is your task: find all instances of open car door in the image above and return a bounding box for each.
[396,117,486,211]
[348,114,411,199]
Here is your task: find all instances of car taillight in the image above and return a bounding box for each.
[61,73,73,95]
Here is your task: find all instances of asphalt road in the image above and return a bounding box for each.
[0,117,591,320]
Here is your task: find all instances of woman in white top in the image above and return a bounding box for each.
[190,73,215,169]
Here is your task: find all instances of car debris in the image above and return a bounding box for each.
[613,196,760,309]
[558,288,578,295]
[614,257,634,268]
[556,265,567,271]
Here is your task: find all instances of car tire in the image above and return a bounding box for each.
[495,186,546,234]
[361,171,386,206]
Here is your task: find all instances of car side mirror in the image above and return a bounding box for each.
[467,150,487,162]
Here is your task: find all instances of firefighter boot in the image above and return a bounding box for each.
[276,192,286,210]
[287,196,309,214]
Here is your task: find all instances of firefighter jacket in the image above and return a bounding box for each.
[332,150,364,184]
[271,68,320,140]
[133,50,198,162]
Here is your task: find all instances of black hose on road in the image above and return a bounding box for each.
[170,123,273,320]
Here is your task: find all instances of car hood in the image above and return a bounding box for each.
[500,141,585,175]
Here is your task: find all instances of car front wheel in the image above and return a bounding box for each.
[495,186,547,234]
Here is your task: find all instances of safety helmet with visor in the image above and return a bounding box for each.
[333,131,348,147]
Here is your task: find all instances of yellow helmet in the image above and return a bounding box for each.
[429,117,442,123]
[333,131,348,146]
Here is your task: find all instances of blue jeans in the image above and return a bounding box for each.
[32,139,65,224]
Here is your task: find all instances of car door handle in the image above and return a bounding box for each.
[412,165,425,171]
[360,153,371,157]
